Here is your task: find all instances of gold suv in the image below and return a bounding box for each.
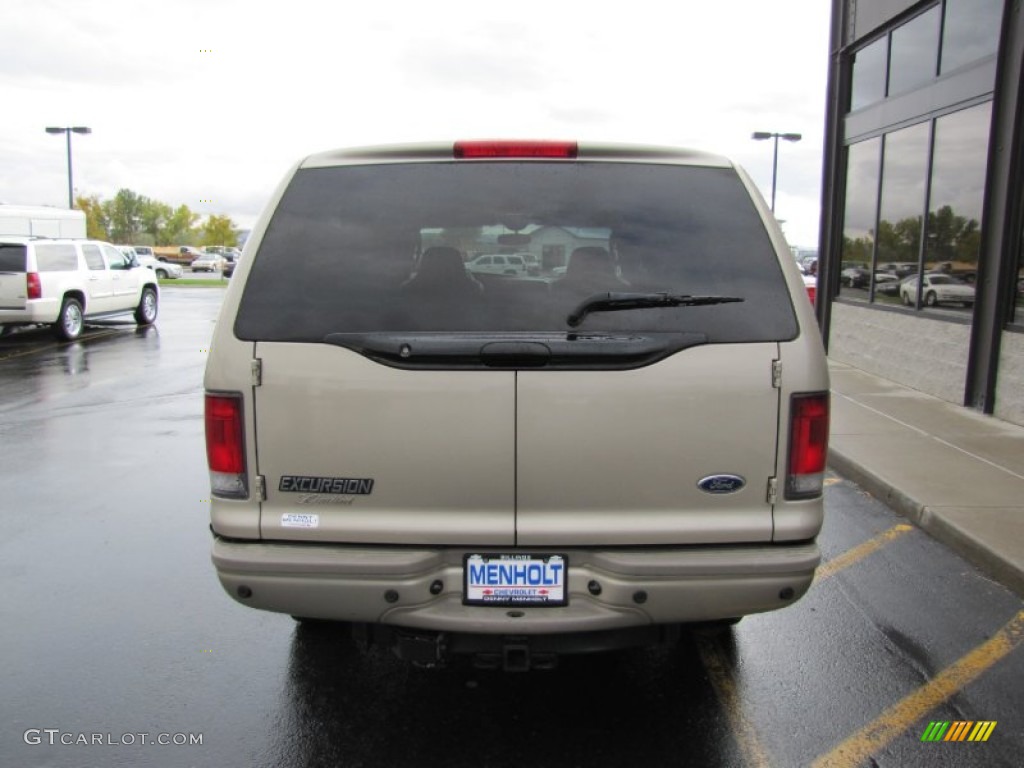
[204,141,829,669]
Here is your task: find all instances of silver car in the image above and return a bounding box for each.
[190,252,223,273]
[204,140,830,668]
[118,246,183,279]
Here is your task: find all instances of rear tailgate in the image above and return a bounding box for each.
[517,343,780,545]
[252,342,516,545]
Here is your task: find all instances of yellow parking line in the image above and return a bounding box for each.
[815,524,914,583]
[0,329,122,360]
[812,609,1024,768]
[697,636,772,768]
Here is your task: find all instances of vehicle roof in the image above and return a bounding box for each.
[0,204,86,217]
[299,141,734,170]
[0,236,95,245]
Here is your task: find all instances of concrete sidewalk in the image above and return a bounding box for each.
[827,360,1024,597]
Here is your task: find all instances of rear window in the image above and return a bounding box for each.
[34,244,79,272]
[236,162,797,343]
[0,243,26,272]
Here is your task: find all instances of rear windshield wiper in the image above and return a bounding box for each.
[566,292,744,328]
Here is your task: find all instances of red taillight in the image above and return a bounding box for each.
[27,272,42,300]
[454,140,578,159]
[786,392,829,499]
[806,285,816,305]
[205,393,245,474]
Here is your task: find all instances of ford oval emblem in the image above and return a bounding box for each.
[698,475,746,494]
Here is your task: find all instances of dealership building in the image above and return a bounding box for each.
[817,0,1024,426]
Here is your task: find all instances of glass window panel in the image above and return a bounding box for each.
[941,0,1002,75]
[82,244,104,271]
[36,244,80,272]
[850,37,888,110]
[235,163,799,341]
[0,243,26,272]
[103,244,128,270]
[877,122,931,302]
[923,102,990,316]
[888,6,940,97]
[1016,216,1024,324]
[839,138,881,301]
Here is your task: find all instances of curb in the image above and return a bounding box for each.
[828,448,1024,598]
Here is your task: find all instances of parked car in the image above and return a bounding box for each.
[131,245,157,260]
[465,253,529,276]
[204,140,830,669]
[0,237,159,340]
[117,246,183,279]
[190,252,223,273]
[515,252,542,275]
[879,261,918,278]
[145,257,183,279]
[900,273,975,307]
[803,272,817,305]
[835,266,896,293]
[222,251,241,278]
[875,273,914,297]
[154,245,206,265]
[841,266,869,288]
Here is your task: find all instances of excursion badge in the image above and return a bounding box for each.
[279,476,374,495]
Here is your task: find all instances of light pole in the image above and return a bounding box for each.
[751,131,801,212]
[45,126,91,209]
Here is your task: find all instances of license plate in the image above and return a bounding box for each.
[463,553,568,606]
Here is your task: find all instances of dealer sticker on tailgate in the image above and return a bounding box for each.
[464,553,567,606]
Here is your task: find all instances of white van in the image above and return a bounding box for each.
[0,205,87,239]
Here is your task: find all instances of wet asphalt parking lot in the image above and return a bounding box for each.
[1,286,1022,768]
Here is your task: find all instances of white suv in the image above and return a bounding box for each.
[0,237,159,340]
[204,141,829,669]
[466,253,529,276]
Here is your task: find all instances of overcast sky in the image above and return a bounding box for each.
[1,0,832,247]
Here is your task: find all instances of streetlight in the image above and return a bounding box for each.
[45,126,91,209]
[751,131,801,212]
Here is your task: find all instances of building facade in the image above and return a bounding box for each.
[818,0,1024,426]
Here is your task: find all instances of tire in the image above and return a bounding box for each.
[54,297,84,341]
[925,291,938,307]
[901,290,912,306]
[134,286,158,325]
[156,268,168,279]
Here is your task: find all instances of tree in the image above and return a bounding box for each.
[876,216,921,263]
[104,188,148,244]
[138,198,172,246]
[160,205,200,246]
[73,190,240,247]
[925,205,980,267]
[200,214,238,247]
[75,194,109,240]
